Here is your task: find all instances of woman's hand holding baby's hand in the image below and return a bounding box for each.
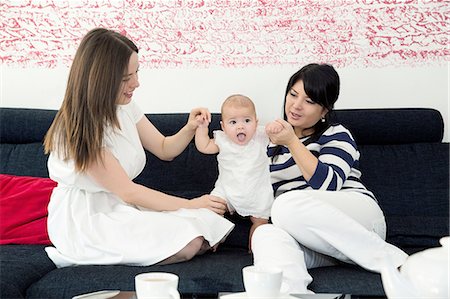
[265,119,297,146]
[191,195,227,215]
[195,115,209,128]
[265,121,283,134]
[188,107,211,131]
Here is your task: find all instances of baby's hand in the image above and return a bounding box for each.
[265,119,297,146]
[196,115,209,128]
[188,107,211,130]
[265,121,283,134]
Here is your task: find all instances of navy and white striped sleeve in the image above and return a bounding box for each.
[308,126,359,191]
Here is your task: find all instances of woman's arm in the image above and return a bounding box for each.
[266,119,318,181]
[306,130,358,190]
[267,119,358,190]
[87,148,227,214]
[137,108,211,161]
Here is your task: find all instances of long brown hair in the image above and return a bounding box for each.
[44,28,139,172]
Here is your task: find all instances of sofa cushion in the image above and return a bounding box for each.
[0,108,56,144]
[359,142,449,249]
[22,246,388,298]
[134,114,223,198]
[26,247,252,299]
[0,245,56,299]
[0,174,56,245]
[309,264,384,296]
[0,143,50,178]
[135,143,219,199]
[330,108,444,145]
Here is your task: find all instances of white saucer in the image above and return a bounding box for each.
[72,290,121,299]
[220,292,298,299]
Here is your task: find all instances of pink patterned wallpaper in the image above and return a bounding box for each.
[1,0,449,68]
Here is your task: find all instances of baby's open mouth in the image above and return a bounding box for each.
[237,133,246,142]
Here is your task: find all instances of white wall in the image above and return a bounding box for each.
[1,64,448,141]
[1,1,448,140]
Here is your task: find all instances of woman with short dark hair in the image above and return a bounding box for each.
[252,63,408,293]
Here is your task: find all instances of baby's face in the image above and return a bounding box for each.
[221,105,258,145]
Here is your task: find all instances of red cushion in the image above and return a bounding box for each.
[0,174,57,245]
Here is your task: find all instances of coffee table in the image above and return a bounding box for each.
[219,293,349,299]
[73,291,384,299]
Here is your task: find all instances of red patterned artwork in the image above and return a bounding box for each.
[1,0,449,68]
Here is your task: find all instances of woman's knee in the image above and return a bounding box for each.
[271,191,316,231]
[271,192,312,227]
[252,224,303,262]
[252,224,292,254]
[271,194,288,223]
[251,224,273,247]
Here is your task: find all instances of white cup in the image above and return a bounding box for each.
[242,265,283,298]
[135,272,180,299]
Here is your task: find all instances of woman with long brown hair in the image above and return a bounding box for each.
[44,28,234,267]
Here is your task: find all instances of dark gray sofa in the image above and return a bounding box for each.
[1,107,448,299]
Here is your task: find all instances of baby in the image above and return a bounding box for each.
[195,94,274,251]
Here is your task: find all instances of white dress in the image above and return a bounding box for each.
[211,127,274,219]
[45,102,235,268]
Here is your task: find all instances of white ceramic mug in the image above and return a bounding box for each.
[135,272,180,299]
[242,265,283,298]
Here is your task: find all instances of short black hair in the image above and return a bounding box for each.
[283,63,340,136]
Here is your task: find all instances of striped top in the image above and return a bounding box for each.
[267,124,376,201]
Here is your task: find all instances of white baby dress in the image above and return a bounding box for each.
[45,101,234,267]
[211,126,274,219]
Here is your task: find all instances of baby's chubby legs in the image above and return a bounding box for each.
[249,216,268,252]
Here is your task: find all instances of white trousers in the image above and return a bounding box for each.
[251,190,408,294]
